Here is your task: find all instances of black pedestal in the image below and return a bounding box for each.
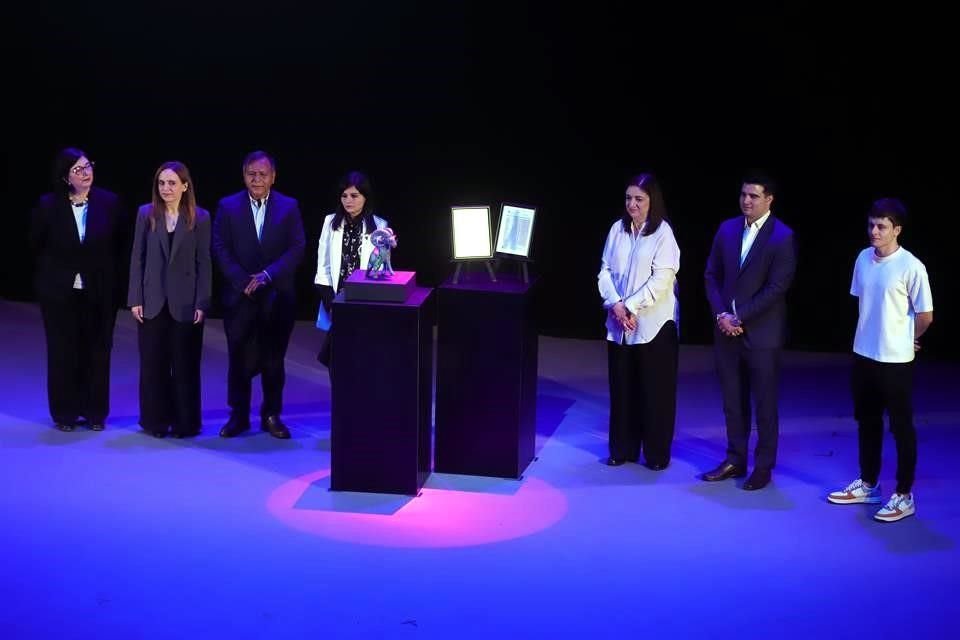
[330,287,435,495]
[435,274,538,478]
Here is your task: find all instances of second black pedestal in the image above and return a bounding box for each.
[435,274,538,478]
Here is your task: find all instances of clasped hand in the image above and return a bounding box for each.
[244,271,270,297]
[611,301,637,332]
[717,313,743,337]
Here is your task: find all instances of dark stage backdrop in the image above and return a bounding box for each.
[5,2,955,358]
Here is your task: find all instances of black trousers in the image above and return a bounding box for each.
[852,354,917,494]
[224,294,296,422]
[138,306,204,435]
[607,321,679,465]
[714,338,781,471]
[39,289,115,425]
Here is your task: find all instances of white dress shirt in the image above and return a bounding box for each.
[250,193,268,241]
[71,201,88,289]
[731,210,771,318]
[598,218,680,344]
[740,210,771,266]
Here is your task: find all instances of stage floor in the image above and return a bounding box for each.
[1,299,957,639]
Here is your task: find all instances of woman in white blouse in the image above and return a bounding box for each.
[597,173,681,469]
[314,171,389,366]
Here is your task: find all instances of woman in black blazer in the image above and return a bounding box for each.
[29,147,125,432]
[127,161,212,438]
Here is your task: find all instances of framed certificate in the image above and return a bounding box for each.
[494,203,536,258]
[450,205,493,260]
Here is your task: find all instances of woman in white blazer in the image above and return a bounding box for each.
[314,171,388,365]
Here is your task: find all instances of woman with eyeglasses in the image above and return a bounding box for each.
[29,147,126,432]
[127,161,212,438]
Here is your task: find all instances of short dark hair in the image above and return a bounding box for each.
[742,170,777,198]
[242,150,276,173]
[52,147,87,195]
[869,197,907,229]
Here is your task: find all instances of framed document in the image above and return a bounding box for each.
[494,203,536,258]
[451,205,493,260]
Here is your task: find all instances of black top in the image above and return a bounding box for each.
[338,216,364,289]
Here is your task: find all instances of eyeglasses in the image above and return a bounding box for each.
[71,162,95,176]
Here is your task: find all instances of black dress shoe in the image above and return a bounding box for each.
[702,461,747,482]
[605,456,626,466]
[144,428,167,438]
[89,423,105,432]
[261,415,291,439]
[743,469,772,491]
[55,422,75,432]
[644,461,669,471]
[220,418,250,438]
[172,427,201,439]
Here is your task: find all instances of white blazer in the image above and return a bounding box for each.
[314,212,388,329]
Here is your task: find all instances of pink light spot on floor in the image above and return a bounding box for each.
[267,469,568,548]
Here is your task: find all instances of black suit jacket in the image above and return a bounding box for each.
[30,186,126,314]
[127,205,212,323]
[704,214,797,349]
[212,189,306,310]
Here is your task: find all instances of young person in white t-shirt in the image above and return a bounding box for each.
[828,198,934,522]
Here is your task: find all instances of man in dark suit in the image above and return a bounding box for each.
[212,151,305,438]
[703,173,797,490]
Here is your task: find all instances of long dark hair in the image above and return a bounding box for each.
[149,161,197,231]
[621,172,668,236]
[331,171,376,233]
[51,147,88,196]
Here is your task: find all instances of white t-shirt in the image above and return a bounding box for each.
[851,246,933,363]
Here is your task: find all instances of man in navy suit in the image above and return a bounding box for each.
[703,173,797,490]
[212,151,305,438]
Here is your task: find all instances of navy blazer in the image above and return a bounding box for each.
[704,214,797,349]
[30,186,125,308]
[211,189,306,308]
[127,205,212,323]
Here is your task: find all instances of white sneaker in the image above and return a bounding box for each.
[827,478,882,504]
[874,493,916,522]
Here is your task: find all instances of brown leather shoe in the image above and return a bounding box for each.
[219,417,251,438]
[743,469,772,491]
[702,461,747,482]
[261,415,291,439]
